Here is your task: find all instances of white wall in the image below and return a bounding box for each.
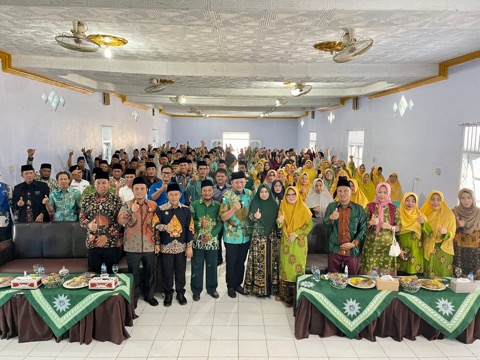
[171,116,300,150]
[298,59,480,206]
[0,67,171,185]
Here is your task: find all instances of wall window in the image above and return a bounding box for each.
[309,131,317,149]
[101,126,113,163]
[347,130,364,166]
[460,124,480,205]
[222,132,250,156]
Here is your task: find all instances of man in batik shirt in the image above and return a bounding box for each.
[79,170,123,273]
[219,171,254,298]
[154,183,194,307]
[189,180,222,301]
[45,171,81,221]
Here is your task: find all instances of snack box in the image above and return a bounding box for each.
[89,277,118,290]
[451,278,477,293]
[375,276,399,292]
[11,275,43,289]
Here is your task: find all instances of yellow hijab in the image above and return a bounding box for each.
[387,172,403,203]
[349,178,369,208]
[302,160,317,184]
[399,192,424,239]
[329,169,350,196]
[358,173,376,202]
[296,172,310,202]
[353,165,366,184]
[420,190,456,260]
[279,186,312,238]
[371,167,386,186]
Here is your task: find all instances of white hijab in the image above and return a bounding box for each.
[305,178,333,220]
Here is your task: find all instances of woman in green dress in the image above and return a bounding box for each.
[397,192,432,275]
[276,186,312,307]
[360,182,402,276]
[453,188,480,279]
[244,184,280,297]
[420,190,456,278]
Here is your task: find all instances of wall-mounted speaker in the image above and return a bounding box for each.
[352,97,359,110]
[102,92,110,106]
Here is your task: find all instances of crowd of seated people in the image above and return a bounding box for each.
[0,140,478,310]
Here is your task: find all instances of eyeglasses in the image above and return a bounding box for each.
[162,172,172,175]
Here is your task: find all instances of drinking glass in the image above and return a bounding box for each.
[33,264,40,275]
[112,264,119,276]
[455,267,462,278]
[311,265,321,282]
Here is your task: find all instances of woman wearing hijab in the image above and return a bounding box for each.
[348,179,369,208]
[371,166,386,187]
[252,161,264,186]
[323,168,335,193]
[244,184,280,297]
[302,159,317,184]
[360,182,402,276]
[453,188,480,279]
[296,172,310,202]
[353,164,366,184]
[271,179,285,205]
[263,169,277,188]
[397,192,432,275]
[276,169,286,186]
[358,172,376,202]
[387,172,403,205]
[260,161,272,183]
[420,190,456,277]
[276,186,312,307]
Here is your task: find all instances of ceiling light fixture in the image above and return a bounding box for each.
[275,98,288,107]
[87,34,128,58]
[169,95,186,105]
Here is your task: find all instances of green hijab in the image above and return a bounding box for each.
[249,184,279,235]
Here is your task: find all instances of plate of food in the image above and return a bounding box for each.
[420,279,446,291]
[348,277,376,289]
[0,276,13,288]
[81,272,96,279]
[63,276,89,289]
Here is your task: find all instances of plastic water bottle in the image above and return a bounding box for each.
[101,262,107,277]
[344,265,349,277]
[371,267,377,279]
[468,272,474,282]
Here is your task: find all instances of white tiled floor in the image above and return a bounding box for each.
[1,262,480,360]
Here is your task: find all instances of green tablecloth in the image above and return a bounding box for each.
[398,288,480,338]
[296,274,396,338]
[296,275,480,339]
[1,273,132,338]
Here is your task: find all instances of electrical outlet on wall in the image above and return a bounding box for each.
[435,167,441,175]
[9,165,14,173]
[415,176,421,181]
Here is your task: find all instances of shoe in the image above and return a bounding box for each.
[285,302,293,308]
[227,288,237,298]
[207,290,219,299]
[192,293,200,301]
[134,298,138,309]
[163,293,173,307]
[235,286,246,295]
[275,295,282,302]
[146,298,159,306]
[176,294,188,305]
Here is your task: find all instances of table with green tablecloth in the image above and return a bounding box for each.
[0,273,135,344]
[294,274,480,343]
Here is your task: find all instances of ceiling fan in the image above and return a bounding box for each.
[314,28,373,63]
[55,21,100,52]
[144,78,176,93]
[284,82,312,97]
[55,21,127,56]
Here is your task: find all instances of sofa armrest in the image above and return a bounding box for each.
[0,239,14,267]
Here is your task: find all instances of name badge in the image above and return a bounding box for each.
[34,191,41,195]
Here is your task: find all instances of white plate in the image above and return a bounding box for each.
[348,277,376,289]
[420,280,446,291]
[0,280,12,288]
[63,279,88,289]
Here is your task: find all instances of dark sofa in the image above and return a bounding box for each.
[0,222,89,274]
[306,220,329,273]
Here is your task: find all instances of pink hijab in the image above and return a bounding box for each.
[373,182,392,234]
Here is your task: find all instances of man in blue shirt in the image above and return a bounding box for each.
[148,165,185,206]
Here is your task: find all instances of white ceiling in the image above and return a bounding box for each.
[1,0,480,118]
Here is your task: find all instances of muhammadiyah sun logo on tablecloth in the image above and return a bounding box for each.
[52,294,71,313]
[343,298,361,317]
[436,298,455,317]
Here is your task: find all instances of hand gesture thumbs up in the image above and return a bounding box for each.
[370,214,379,226]
[254,209,262,219]
[42,195,49,205]
[89,219,98,232]
[277,212,285,223]
[17,197,25,207]
[330,208,340,221]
